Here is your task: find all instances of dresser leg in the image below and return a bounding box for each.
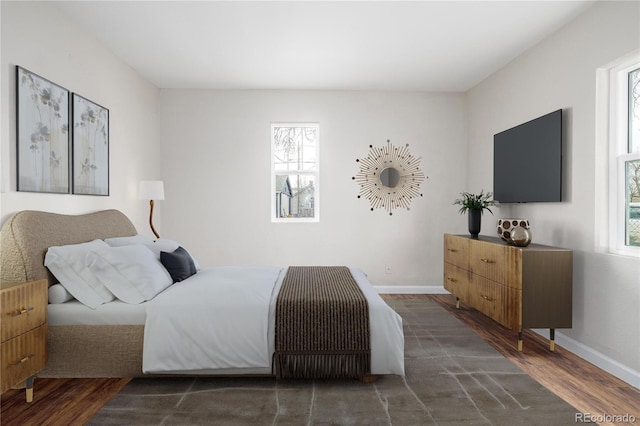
[25,376,34,403]
[549,328,555,351]
[517,332,523,351]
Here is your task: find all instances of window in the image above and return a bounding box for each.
[271,123,319,222]
[625,68,640,247]
[606,56,640,255]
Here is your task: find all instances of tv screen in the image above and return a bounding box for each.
[493,109,562,203]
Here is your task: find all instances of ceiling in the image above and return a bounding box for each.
[52,1,595,92]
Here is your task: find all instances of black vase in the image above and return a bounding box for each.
[468,209,481,238]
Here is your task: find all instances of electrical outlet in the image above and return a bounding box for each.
[385,265,392,274]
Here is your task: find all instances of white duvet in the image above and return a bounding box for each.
[142,266,404,376]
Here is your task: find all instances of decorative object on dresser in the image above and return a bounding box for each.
[0,280,48,402]
[452,190,498,238]
[510,225,532,247]
[138,180,165,239]
[497,218,532,246]
[443,233,572,351]
[352,139,427,215]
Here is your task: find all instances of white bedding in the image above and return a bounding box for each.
[143,266,282,373]
[349,268,405,375]
[48,266,405,376]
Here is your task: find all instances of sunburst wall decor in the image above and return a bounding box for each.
[352,139,427,215]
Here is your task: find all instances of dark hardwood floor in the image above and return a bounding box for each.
[1,294,639,425]
[0,377,129,425]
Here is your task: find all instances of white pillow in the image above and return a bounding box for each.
[104,234,153,247]
[86,245,173,304]
[48,284,75,304]
[44,239,115,309]
[105,236,201,271]
[104,234,200,271]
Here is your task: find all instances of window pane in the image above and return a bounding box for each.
[629,67,640,153]
[273,126,317,172]
[274,174,315,218]
[626,159,640,246]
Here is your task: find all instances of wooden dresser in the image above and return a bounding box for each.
[443,234,572,351]
[1,279,47,402]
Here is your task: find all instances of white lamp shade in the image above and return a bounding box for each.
[138,180,165,201]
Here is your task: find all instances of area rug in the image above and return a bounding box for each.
[88,298,585,425]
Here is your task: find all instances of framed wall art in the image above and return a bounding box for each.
[16,66,70,193]
[72,93,109,195]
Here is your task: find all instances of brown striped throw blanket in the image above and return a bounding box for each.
[275,266,371,379]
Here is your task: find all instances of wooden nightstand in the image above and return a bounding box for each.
[1,279,47,402]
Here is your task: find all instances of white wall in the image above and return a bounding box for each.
[466,1,640,386]
[159,90,467,287]
[0,1,161,234]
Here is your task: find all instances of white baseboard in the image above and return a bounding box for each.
[531,329,639,390]
[374,285,449,294]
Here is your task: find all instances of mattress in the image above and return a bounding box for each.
[48,300,147,326]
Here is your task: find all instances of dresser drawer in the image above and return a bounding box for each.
[443,263,469,301]
[469,241,522,289]
[1,280,47,343]
[469,275,521,330]
[0,324,47,393]
[444,234,469,268]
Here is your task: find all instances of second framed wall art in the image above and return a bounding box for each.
[72,94,109,196]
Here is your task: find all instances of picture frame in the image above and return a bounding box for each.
[16,66,70,193]
[72,93,109,196]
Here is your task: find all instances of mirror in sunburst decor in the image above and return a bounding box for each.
[352,139,427,215]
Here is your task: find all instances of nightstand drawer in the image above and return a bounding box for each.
[1,280,47,343]
[0,324,47,393]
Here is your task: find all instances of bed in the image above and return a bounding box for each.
[0,209,404,379]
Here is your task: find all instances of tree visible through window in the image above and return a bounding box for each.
[271,124,319,222]
[626,68,640,246]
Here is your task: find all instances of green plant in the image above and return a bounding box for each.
[453,190,498,215]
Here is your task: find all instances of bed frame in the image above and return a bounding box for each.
[0,210,146,377]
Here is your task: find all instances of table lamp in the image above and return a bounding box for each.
[138,180,164,239]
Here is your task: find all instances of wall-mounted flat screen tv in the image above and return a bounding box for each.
[493,109,562,203]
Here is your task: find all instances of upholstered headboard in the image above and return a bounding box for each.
[0,210,137,288]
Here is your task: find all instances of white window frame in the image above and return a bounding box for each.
[270,123,320,223]
[606,55,640,257]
